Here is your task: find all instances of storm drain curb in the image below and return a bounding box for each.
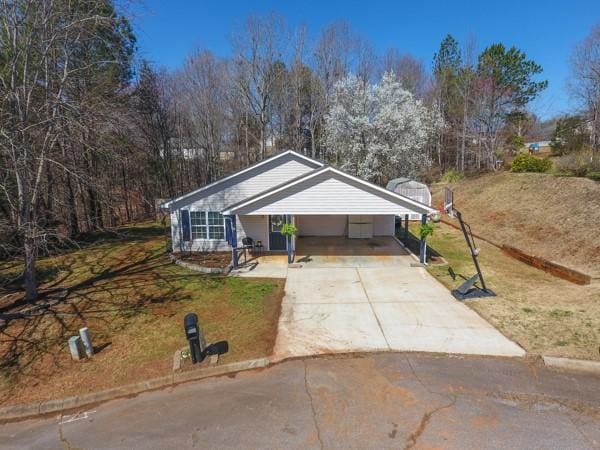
[0,358,270,422]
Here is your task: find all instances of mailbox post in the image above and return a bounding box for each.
[184,313,206,363]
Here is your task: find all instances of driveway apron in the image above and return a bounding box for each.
[273,245,524,359]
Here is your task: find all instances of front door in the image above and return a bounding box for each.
[269,215,287,251]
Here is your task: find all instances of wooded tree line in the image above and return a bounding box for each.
[1,2,597,300]
[552,24,600,161]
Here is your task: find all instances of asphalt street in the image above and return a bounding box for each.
[1,353,599,449]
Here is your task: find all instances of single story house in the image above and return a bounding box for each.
[162,150,436,266]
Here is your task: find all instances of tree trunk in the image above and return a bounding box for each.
[23,231,37,301]
[45,167,54,226]
[66,172,79,237]
[122,162,131,223]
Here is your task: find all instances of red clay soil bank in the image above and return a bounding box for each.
[440,219,591,286]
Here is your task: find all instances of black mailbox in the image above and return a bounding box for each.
[184,313,206,363]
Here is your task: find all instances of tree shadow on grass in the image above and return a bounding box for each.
[0,242,225,402]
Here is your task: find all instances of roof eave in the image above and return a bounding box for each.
[163,150,324,209]
[223,166,437,216]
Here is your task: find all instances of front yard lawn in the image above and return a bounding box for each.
[0,223,284,407]
[413,223,600,361]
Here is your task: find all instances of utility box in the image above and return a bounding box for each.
[348,215,373,239]
[68,336,86,360]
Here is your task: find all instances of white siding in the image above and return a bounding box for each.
[296,215,347,236]
[373,215,395,235]
[173,156,316,211]
[170,153,316,253]
[237,215,268,248]
[236,173,420,216]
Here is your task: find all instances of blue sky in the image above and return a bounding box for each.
[132,0,600,120]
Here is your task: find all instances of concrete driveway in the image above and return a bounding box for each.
[274,237,524,359]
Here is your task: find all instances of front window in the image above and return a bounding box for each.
[207,212,225,240]
[190,211,225,240]
[190,211,207,239]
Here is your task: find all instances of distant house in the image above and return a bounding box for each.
[162,150,435,265]
[525,141,551,154]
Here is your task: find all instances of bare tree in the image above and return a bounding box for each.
[456,37,477,171]
[569,23,600,153]
[0,0,134,300]
[314,21,355,162]
[383,49,427,97]
[231,13,290,158]
[177,51,229,182]
[133,63,177,197]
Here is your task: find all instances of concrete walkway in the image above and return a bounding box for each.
[273,238,524,359]
[4,354,598,449]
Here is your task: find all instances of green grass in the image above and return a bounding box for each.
[0,222,283,406]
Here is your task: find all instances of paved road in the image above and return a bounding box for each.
[2,353,599,449]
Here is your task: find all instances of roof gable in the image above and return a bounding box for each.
[164,150,323,210]
[223,167,436,216]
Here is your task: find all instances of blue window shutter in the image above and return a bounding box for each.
[225,216,232,244]
[181,210,191,242]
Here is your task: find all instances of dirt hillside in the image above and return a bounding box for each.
[431,172,600,278]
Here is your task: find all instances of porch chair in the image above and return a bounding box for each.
[241,237,254,264]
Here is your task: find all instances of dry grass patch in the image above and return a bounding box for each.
[0,223,283,406]
[431,172,600,277]
[417,223,600,361]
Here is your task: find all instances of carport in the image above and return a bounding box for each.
[294,236,413,268]
[222,166,437,265]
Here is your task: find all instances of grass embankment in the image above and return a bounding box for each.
[0,223,283,406]
[414,223,600,361]
[431,172,600,278]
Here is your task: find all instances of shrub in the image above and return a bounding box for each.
[556,148,599,177]
[510,153,552,173]
[441,168,464,183]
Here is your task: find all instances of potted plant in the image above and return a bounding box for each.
[280,223,298,263]
[418,222,435,264]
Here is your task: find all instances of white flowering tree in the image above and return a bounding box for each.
[325,72,438,182]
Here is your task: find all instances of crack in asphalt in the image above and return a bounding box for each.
[405,355,437,396]
[303,360,324,449]
[58,414,74,450]
[404,396,457,450]
[488,391,600,419]
[405,355,600,420]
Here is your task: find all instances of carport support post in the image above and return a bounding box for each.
[227,215,238,269]
[285,214,293,264]
[419,214,427,264]
[403,214,409,242]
